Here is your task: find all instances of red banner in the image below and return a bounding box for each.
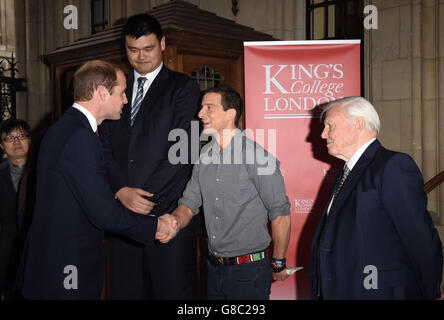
[244,40,361,299]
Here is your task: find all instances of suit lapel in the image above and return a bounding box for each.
[143,66,169,106]
[328,140,382,218]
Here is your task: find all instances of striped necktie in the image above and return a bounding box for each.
[328,165,350,214]
[130,77,147,126]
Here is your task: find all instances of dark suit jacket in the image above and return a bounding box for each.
[99,66,201,236]
[20,108,158,299]
[0,161,20,293]
[310,140,443,299]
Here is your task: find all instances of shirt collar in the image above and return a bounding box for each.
[72,103,98,133]
[210,129,243,156]
[134,62,163,84]
[7,159,25,171]
[346,138,376,171]
[202,129,243,159]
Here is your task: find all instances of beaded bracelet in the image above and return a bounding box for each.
[270,257,286,273]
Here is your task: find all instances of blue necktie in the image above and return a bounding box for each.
[130,77,147,126]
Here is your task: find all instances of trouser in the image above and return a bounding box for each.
[108,234,198,300]
[206,257,272,300]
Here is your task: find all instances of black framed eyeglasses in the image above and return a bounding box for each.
[1,132,29,143]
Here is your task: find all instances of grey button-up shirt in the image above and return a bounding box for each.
[179,129,290,257]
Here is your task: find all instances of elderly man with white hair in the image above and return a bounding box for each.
[310,96,443,300]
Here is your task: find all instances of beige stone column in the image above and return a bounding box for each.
[0,0,28,121]
[421,0,439,219]
[20,0,90,129]
[411,2,422,167]
[294,0,306,40]
[0,0,17,55]
[23,0,46,128]
[217,0,305,40]
[438,0,444,226]
[366,0,443,223]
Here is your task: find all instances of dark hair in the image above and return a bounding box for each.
[204,86,243,127]
[123,14,163,42]
[73,60,119,102]
[0,118,31,137]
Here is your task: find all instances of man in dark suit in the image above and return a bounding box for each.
[0,119,31,299]
[310,96,443,300]
[99,14,201,299]
[19,60,178,300]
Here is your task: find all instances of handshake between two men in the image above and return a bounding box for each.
[156,214,179,243]
[116,186,181,243]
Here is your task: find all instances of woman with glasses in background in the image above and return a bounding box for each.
[0,118,30,300]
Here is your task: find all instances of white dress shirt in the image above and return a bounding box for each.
[327,138,376,214]
[132,62,163,105]
[345,138,376,171]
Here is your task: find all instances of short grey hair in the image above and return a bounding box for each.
[321,96,381,134]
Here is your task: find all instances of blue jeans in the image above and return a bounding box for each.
[207,258,272,300]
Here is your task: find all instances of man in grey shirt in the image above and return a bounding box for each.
[163,86,291,300]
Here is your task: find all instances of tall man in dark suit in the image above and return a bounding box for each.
[311,96,443,300]
[0,119,31,299]
[99,14,201,299]
[19,60,178,300]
